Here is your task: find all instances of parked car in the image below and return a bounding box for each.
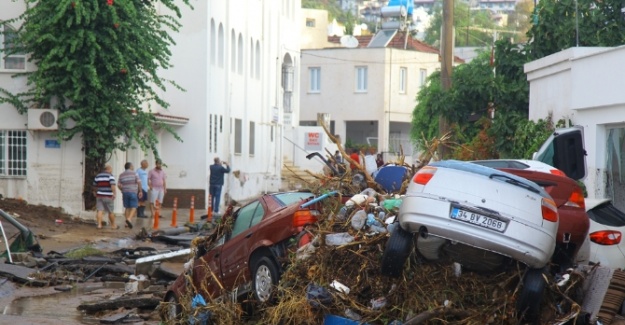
[584,198,625,269]
[162,191,326,322]
[381,126,588,320]
[471,159,589,269]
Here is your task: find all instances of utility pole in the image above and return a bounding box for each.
[439,0,454,159]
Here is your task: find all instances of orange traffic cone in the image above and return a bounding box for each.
[153,200,160,230]
[207,195,213,223]
[189,196,195,224]
[170,197,178,227]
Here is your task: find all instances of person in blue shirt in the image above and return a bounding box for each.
[209,157,231,214]
[136,160,149,218]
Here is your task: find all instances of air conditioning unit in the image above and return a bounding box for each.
[28,109,59,130]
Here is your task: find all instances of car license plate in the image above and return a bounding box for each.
[450,208,506,232]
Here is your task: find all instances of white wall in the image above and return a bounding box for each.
[526,46,625,201]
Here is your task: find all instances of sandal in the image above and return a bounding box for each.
[125,220,133,229]
[111,225,120,230]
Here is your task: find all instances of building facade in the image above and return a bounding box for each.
[525,46,625,210]
[0,1,302,215]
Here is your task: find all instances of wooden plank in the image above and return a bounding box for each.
[78,296,161,312]
[0,262,48,287]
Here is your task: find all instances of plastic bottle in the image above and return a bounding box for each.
[351,210,367,230]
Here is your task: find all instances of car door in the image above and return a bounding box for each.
[192,236,224,300]
[534,126,587,180]
[219,199,266,294]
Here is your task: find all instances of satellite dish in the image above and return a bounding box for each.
[340,35,359,48]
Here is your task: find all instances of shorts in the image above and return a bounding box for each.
[139,189,148,202]
[150,188,165,205]
[122,192,139,208]
[96,197,114,213]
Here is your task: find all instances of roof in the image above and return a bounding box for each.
[328,32,464,63]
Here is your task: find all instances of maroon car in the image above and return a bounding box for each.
[162,191,324,321]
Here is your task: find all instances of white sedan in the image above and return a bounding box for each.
[381,160,559,321]
[584,198,625,269]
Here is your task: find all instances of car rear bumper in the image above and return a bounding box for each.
[399,195,557,268]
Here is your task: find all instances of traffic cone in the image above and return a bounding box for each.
[189,196,195,224]
[170,197,178,227]
[153,199,160,230]
[207,195,213,223]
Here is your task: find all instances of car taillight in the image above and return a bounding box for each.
[564,186,585,209]
[413,166,437,185]
[589,230,622,245]
[293,210,318,227]
[541,198,558,222]
[550,169,566,177]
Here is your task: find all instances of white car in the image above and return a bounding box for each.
[584,198,625,269]
[381,160,559,320]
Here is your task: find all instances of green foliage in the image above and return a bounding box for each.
[423,1,496,47]
[528,0,625,59]
[1,0,190,162]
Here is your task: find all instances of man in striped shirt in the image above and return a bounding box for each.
[93,164,117,229]
[118,162,142,229]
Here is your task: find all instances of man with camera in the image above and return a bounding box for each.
[209,157,231,215]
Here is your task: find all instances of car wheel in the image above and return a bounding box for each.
[162,293,181,323]
[381,223,414,277]
[516,267,546,322]
[252,256,279,303]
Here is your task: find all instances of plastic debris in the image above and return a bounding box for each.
[351,210,367,230]
[306,283,333,308]
[370,297,387,310]
[344,308,362,321]
[330,280,350,294]
[326,232,355,246]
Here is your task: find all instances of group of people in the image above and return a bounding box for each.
[93,156,231,230]
[93,159,167,230]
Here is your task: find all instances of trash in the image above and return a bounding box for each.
[370,297,387,310]
[324,314,361,325]
[326,233,354,246]
[453,262,462,277]
[382,198,403,210]
[330,280,350,294]
[296,242,317,260]
[55,219,63,225]
[336,206,349,221]
[350,210,367,230]
[344,308,362,321]
[306,283,333,308]
[189,294,210,325]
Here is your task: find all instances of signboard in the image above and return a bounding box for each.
[45,139,60,149]
[272,106,279,123]
[304,132,323,151]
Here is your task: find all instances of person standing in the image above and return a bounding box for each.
[349,148,361,171]
[118,162,142,229]
[148,159,167,218]
[209,157,230,214]
[136,160,149,218]
[93,164,118,229]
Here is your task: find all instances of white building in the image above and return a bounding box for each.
[0,1,302,215]
[300,31,453,161]
[525,46,625,210]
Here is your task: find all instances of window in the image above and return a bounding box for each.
[306,19,316,27]
[230,30,236,72]
[0,130,27,176]
[249,121,255,155]
[237,34,243,75]
[231,201,261,238]
[1,24,26,70]
[355,66,368,92]
[255,41,261,79]
[419,68,427,88]
[399,67,407,93]
[309,67,320,92]
[210,20,216,65]
[218,24,224,67]
[234,118,242,154]
[249,38,254,77]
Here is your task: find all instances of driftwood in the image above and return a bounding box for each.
[77,296,161,312]
[403,307,472,324]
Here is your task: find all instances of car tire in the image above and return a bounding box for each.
[381,223,414,277]
[516,267,546,323]
[252,256,279,303]
[162,293,182,323]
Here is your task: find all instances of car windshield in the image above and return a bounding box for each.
[588,202,625,227]
[472,160,530,169]
[273,192,314,206]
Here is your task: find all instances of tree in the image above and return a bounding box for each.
[507,0,534,43]
[1,0,190,208]
[528,0,625,59]
[423,1,495,47]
